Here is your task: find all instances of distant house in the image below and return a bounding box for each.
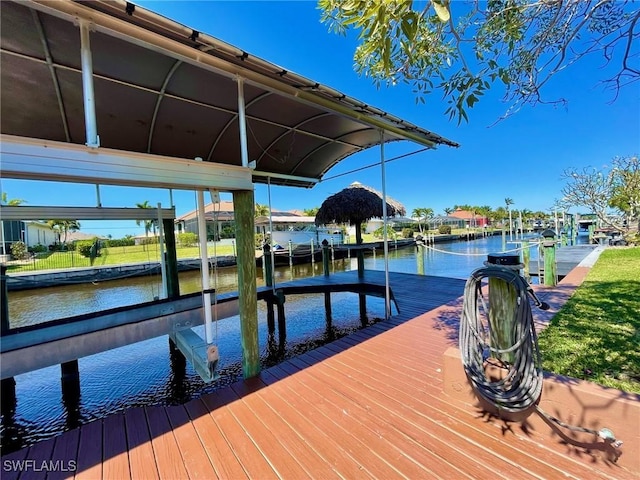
[176,201,297,241]
[426,215,466,230]
[449,209,490,227]
[1,220,57,253]
[255,213,343,247]
[175,201,236,241]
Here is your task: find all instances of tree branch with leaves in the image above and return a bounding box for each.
[561,155,639,234]
[319,0,639,123]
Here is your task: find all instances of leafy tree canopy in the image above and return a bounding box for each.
[304,207,320,216]
[561,155,639,233]
[1,192,25,205]
[255,203,271,217]
[319,0,639,123]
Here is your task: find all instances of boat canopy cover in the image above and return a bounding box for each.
[0,0,458,188]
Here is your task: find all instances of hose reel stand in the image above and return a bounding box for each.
[459,253,623,455]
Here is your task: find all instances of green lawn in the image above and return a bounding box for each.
[538,247,640,393]
[6,243,237,273]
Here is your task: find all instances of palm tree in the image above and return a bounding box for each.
[47,219,81,245]
[475,205,493,227]
[135,201,155,249]
[1,193,25,206]
[303,207,319,217]
[255,203,270,218]
[412,207,433,233]
[505,197,514,240]
[443,207,453,216]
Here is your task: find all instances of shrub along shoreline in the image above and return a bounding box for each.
[538,247,640,393]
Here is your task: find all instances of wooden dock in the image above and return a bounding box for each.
[529,244,599,277]
[2,265,638,479]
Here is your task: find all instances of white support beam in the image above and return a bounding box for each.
[79,20,99,148]
[0,205,175,221]
[0,135,254,191]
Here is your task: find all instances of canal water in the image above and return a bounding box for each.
[1,235,544,452]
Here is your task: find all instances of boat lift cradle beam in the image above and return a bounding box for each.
[0,295,240,380]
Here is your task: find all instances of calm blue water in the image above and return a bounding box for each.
[1,234,549,452]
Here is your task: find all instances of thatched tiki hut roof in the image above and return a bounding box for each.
[315,182,406,244]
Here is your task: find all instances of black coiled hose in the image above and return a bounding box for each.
[459,265,543,416]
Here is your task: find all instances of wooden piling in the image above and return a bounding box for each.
[521,240,530,281]
[322,240,330,276]
[163,218,180,299]
[488,277,517,364]
[275,290,286,345]
[1,376,16,411]
[417,245,425,275]
[1,264,9,334]
[233,190,260,379]
[267,299,275,336]
[324,292,332,330]
[543,240,557,286]
[263,244,273,287]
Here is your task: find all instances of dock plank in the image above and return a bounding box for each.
[144,407,188,480]
[183,397,248,480]
[102,414,129,480]
[48,428,79,480]
[165,405,217,480]
[200,393,279,480]
[0,444,28,480]
[19,436,56,480]
[124,407,158,480]
[74,420,102,480]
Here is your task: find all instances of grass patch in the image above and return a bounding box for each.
[538,247,640,393]
[6,243,237,273]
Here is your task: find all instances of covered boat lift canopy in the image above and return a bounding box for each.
[0,0,458,379]
[1,0,457,189]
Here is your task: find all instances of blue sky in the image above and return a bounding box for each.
[2,1,638,237]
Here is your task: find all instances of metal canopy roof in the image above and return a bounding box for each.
[0,0,458,189]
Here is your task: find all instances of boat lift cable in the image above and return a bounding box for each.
[321,147,430,183]
[459,265,623,452]
[420,242,540,256]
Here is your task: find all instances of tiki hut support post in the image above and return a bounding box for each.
[315,181,406,327]
[380,130,391,320]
